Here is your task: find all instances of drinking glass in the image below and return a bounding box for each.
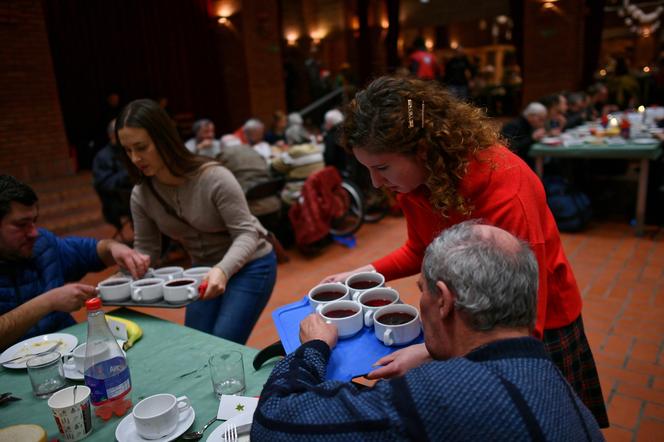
[27,351,67,398]
[209,351,245,398]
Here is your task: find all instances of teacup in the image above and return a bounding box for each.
[318,300,363,339]
[163,278,198,304]
[345,271,385,301]
[358,287,400,327]
[65,341,111,374]
[132,394,191,440]
[374,304,422,346]
[183,266,212,286]
[97,278,132,302]
[152,266,184,282]
[131,278,164,303]
[307,283,350,312]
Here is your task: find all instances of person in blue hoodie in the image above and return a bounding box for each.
[0,175,149,350]
[252,221,605,441]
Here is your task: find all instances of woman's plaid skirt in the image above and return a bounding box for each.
[544,315,609,428]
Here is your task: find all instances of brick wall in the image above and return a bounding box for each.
[0,0,72,182]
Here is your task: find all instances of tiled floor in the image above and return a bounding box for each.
[74,217,663,441]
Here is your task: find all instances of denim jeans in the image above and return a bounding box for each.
[185,251,277,344]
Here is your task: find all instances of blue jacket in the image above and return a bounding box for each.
[0,228,104,341]
[252,337,604,441]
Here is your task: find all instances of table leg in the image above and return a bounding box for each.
[635,159,650,236]
[535,157,544,178]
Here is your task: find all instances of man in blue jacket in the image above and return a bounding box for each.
[0,175,149,349]
[252,221,604,441]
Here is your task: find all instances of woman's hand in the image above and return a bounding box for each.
[200,267,228,300]
[320,264,376,284]
[366,343,432,380]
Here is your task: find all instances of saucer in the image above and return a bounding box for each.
[115,407,195,442]
[63,362,84,381]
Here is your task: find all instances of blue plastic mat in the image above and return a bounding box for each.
[272,297,424,381]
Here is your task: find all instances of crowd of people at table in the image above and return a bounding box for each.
[1,74,620,438]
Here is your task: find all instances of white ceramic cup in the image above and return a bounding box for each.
[48,386,93,441]
[344,271,385,301]
[97,277,132,302]
[357,287,400,327]
[66,343,88,373]
[131,278,164,303]
[163,278,198,304]
[152,266,184,282]
[183,267,212,287]
[318,300,363,339]
[307,283,350,312]
[132,394,191,440]
[373,304,422,346]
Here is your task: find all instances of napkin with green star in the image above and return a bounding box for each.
[217,395,259,421]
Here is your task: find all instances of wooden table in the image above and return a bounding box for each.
[529,140,662,235]
[0,309,274,440]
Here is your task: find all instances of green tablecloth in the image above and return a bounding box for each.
[0,309,275,440]
[529,140,662,160]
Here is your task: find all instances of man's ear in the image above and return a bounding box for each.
[435,281,455,319]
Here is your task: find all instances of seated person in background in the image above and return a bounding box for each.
[241,118,272,161]
[271,143,325,206]
[264,110,287,146]
[501,102,547,166]
[285,112,312,146]
[540,93,567,136]
[587,83,618,118]
[322,109,350,174]
[565,91,589,129]
[0,175,149,350]
[185,119,221,158]
[92,119,133,237]
[216,135,281,231]
[252,221,603,441]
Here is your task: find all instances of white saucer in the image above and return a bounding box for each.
[115,407,195,442]
[63,362,84,381]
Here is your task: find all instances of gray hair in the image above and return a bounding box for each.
[422,220,538,331]
[324,109,344,127]
[192,118,213,135]
[243,118,264,131]
[522,102,547,118]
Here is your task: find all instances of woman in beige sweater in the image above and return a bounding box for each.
[116,99,276,344]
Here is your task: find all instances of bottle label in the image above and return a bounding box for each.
[84,357,132,405]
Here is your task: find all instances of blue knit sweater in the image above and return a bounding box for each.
[0,228,104,341]
[252,337,604,441]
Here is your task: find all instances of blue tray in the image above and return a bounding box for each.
[272,297,423,381]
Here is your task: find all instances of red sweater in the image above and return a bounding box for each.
[372,145,582,336]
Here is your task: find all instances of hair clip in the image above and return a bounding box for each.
[407,99,414,128]
[421,101,425,128]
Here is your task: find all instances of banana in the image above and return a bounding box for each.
[105,315,143,350]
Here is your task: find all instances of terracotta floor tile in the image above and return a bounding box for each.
[617,384,664,406]
[608,394,643,429]
[599,366,651,388]
[636,418,664,442]
[643,402,664,420]
[603,335,634,357]
[602,426,634,442]
[631,341,661,365]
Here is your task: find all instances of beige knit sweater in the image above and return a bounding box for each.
[130,165,272,278]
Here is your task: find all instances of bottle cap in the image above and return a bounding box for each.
[85,297,103,311]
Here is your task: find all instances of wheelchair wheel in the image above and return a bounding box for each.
[363,187,390,223]
[329,180,365,236]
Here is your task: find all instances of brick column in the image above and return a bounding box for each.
[521,0,586,104]
[0,0,73,181]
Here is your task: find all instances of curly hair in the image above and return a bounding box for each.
[342,76,500,216]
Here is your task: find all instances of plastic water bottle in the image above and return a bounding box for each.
[83,298,132,420]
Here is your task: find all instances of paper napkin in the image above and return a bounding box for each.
[217,395,259,420]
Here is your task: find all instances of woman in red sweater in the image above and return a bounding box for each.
[323,76,608,427]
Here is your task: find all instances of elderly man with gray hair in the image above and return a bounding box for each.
[251,221,603,441]
[185,118,221,158]
[501,102,548,167]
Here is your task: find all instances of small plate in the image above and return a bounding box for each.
[541,137,562,146]
[0,333,78,369]
[115,407,195,442]
[632,138,656,145]
[206,412,252,441]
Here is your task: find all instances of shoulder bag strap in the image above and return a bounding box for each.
[144,179,193,228]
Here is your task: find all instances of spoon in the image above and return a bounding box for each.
[181,416,219,441]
